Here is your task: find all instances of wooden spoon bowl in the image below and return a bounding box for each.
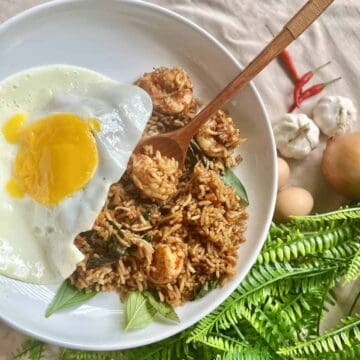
[135,130,189,165]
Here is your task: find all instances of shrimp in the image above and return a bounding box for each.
[196,110,244,158]
[150,244,184,284]
[128,146,181,202]
[136,67,193,115]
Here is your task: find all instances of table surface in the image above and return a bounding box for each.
[0,0,360,358]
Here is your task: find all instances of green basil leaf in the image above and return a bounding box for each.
[189,140,248,206]
[45,280,97,318]
[193,279,219,300]
[186,142,197,166]
[221,167,249,206]
[142,208,152,221]
[106,219,127,240]
[144,291,180,323]
[125,291,157,330]
[189,140,208,166]
[87,257,117,269]
[143,234,153,242]
[109,238,128,257]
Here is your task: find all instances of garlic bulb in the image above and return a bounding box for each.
[313,96,357,136]
[273,114,320,159]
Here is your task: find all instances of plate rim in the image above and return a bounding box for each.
[0,0,277,350]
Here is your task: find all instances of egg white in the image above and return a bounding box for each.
[0,65,152,284]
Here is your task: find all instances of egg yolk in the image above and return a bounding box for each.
[5,178,25,198]
[3,113,100,205]
[2,113,27,143]
[88,118,101,132]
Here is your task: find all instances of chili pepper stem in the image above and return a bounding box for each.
[311,60,331,74]
[322,76,342,87]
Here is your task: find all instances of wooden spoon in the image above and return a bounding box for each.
[134,0,334,166]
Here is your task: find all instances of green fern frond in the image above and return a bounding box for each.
[314,273,339,335]
[277,292,321,339]
[257,224,359,265]
[294,220,343,234]
[278,313,360,357]
[12,338,46,360]
[291,269,338,296]
[317,342,360,359]
[215,345,276,360]
[121,331,191,360]
[293,206,360,222]
[344,247,360,284]
[264,222,350,256]
[240,306,285,347]
[236,263,335,303]
[198,334,246,352]
[260,295,302,343]
[254,287,328,344]
[263,223,298,249]
[188,264,335,342]
[59,349,121,359]
[323,240,360,262]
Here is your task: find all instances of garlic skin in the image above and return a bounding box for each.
[313,96,357,136]
[273,114,320,159]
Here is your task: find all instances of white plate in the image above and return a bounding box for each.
[0,0,277,351]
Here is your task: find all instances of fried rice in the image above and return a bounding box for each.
[70,67,248,307]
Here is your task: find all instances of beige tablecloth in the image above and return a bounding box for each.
[1,0,360,358]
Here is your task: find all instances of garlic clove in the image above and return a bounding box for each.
[273,114,320,159]
[313,96,357,136]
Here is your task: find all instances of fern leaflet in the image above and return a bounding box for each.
[344,247,360,284]
[197,333,247,352]
[59,349,121,359]
[121,331,191,360]
[278,314,360,357]
[12,338,46,360]
[215,345,276,360]
[293,206,360,222]
[257,224,359,265]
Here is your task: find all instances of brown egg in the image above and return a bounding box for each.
[277,157,290,191]
[274,186,314,223]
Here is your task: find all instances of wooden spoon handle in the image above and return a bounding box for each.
[183,0,334,137]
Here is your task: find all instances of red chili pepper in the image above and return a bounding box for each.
[299,76,341,101]
[265,25,300,83]
[293,61,331,108]
[279,50,300,83]
[289,77,341,112]
[289,103,297,113]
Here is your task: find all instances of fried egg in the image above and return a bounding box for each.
[0,65,152,284]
